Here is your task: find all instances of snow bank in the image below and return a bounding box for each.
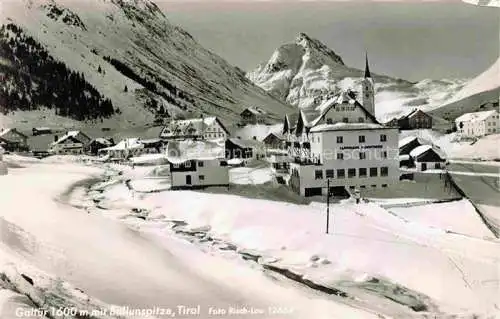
[98,183,500,317]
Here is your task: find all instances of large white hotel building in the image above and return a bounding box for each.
[282,56,399,197]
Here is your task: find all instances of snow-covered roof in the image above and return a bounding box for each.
[409,145,433,158]
[309,122,386,132]
[166,140,225,164]
[0,128,27,139]
[101,138,143,151]
[228,138,264,149]
[160,116,228,138]
[242,107,267,115]
[398,136,418,148]
[399,154,410,161]
[91,138,113,146]
[455,110,497,123]
[228,158,244,165]
[51,131,84,146]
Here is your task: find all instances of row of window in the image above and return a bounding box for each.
[326,116,365,125]
[335,151,387,160]
[487,122,498,126]
[172,160,226,169]
[309,134,388,144]
[315,167,389,179]
[204,133,225,138]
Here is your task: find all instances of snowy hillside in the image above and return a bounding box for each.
[431,57,500,121]
[247,33,467,122]
[0,0,293,130]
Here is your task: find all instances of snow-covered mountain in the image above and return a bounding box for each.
[431,57,500,120]
[247,33,468,122]
[0,0,293,130]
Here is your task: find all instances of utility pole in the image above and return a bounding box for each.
[326,179,330,234]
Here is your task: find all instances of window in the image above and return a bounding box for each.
[381,151,387,159]
[326,169,334,178]
[349,186,355,190]
[380,134,387,142]
[173,163,180,168]
[381,167,389,176]
[359,152,366,160]
[337,169,345,178]
[315,170,323,180]
[220,161,228,166]
[358,117,364,123]
[370,167,377,177]
[359,135,365,143]
[359,168,367,177]
[348,168,356,178]
[326,118,333,124]
[185,161,191,168]
[199,175,205,181]
[371,185,376,188]
[198,161,204,167]
[360,185,366,189]
[342,117,349,123]
[382,184,388,188]
[337,136,343,143]
[337,153,344,160]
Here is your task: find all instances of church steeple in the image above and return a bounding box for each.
[364,52,371,78]
[362,52,375,117]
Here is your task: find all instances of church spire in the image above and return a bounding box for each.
[364,52,371,78]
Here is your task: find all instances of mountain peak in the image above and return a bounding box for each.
[294,32,344,66]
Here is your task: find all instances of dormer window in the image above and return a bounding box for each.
[326,118,333,124]
[358,117,364,123]
[342,118,348,123]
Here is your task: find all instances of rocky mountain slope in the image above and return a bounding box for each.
[0,0,293,130]
[431,57,500,121]
[248,33,468,121]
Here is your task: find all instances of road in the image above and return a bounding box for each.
[447,162,500,236]
[0,163,378,319]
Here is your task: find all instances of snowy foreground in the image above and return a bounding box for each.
[1,156,499,319]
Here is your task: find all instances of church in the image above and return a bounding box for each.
[282,55,400,197]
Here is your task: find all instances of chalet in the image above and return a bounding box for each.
[98,138,144,160]
[240,107,268,125]
[225,138,266,161]
[32,127,53,136]
[386,109,433,130]
[159,116,229,141]
[262,132,285,150]
[140,138,164,153]
[0,128,29,152]
[86,138,114,156]
[166,140,229,190]
[282,56,400,197]
[409,145,446,171]
[48,131,92,155]
[455,110,499,138]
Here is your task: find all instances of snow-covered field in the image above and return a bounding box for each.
[1,156,499,318]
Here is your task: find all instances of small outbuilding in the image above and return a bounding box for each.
[166,140,229,190]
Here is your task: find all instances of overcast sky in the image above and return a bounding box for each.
[157,1,499,81]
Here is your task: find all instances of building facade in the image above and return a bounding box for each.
[0,128,29,152]
[48,131,91,155]
[387,109,433,130]
[409,145,446,171]
[455,110,499,138]
[287,125,399,196]
[166,140,229,189]
[282,58,399,197]
[240,107,268,126]
[159,116,229,141]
